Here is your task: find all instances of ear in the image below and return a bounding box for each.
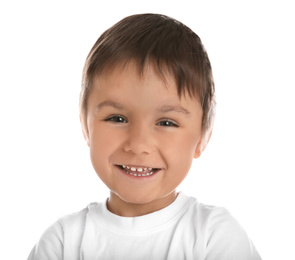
[82,128,90,147]
[80,114,90,147]
[194,130,212,159]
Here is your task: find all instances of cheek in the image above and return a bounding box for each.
[163,133,198,171]
[88,130,118,188]
[89,128,118,168]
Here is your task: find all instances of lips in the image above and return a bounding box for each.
[116,165,160,177]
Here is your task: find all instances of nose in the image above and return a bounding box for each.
[123,123,154,155]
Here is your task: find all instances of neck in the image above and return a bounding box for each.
[107,191,178,217]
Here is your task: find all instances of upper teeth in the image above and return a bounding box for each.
[122,165,153,172]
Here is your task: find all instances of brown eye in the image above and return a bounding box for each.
[105,115,127,123]
[157,120,178,127]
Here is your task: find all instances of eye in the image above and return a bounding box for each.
[157,119,179,127]
[104,115,128,123]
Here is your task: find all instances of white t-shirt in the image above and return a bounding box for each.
[28,192,261,260]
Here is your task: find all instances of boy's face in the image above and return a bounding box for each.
[86,61,204,215]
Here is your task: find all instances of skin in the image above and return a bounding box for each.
[84,61,210,217]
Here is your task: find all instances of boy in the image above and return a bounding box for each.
[28,14,261,259]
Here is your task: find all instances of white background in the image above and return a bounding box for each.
[0,1,294,259]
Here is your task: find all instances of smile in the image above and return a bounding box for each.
[116,165,160,177]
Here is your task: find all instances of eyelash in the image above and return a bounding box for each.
[104,115,179,127]
[156,119,179,127]
[104,115,128,123]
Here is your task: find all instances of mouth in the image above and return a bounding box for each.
[115,165,161,177]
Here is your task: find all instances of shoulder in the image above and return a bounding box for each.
[183,196,242,229]
[58,204,90,230]
[183,196,261,260]
[183,196,234,228]
[27,203,100,260]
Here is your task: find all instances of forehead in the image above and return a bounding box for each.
[92,60,189,99]
[91,61,179,102]
[88,61,202,117]
[97,60,170,82]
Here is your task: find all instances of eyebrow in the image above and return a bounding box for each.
[158,105,191,116]
[96,100,124,110]
[96,100,191,116]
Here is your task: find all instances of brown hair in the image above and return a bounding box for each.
[80,13,215,136]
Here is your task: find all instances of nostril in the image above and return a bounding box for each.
[122,141,153,154]
[122,126,155,154]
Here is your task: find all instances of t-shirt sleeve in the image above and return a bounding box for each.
[204,208,261,260]
[27,221,63,260]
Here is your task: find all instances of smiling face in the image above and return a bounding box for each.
[85,61,206,216]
